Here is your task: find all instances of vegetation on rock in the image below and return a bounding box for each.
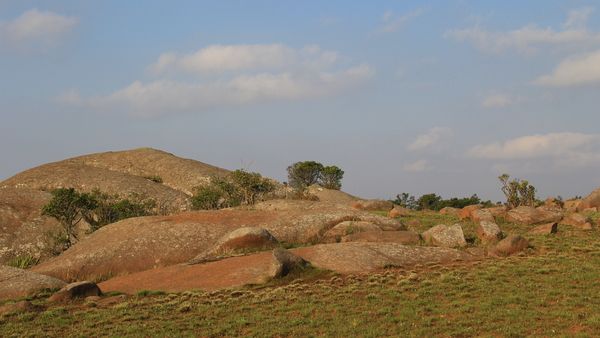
[286,161,344,190]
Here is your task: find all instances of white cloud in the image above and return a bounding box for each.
[404,159,433,172]
[532,49,600,86]
[58,44,375,118]
[465,132,600,168]
[482,92,512,108]
[408,127,452,152]
[444,8,600,57]
[373,7,429,35]
[0,8,78,53]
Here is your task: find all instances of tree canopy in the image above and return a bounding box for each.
[286,161,344,190]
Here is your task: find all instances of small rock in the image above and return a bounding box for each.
[49,281,101,302]
[0,300,36,315]
[406,219,422,228]
[477,221,502,243]
[562,213,593,228]
[323,221,382,237]
[439,207,461,215]
[466,247,485,258]
[459,204,483,220]
[505,206,563,225]
[528,222,558,235]
[387,208,409,217]
[267,248,307,278]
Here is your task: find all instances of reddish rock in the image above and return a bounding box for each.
[528,222,558,235]
[267,248,307,278]
[496,235,529,255]
[488,206,508,217]
[421,224,447,245]
[430,224,467,248]
[323,221,382,237]
[540,198,564,211]
[471,209,495,223]
[505,206,563,225]
[0,300,36,315]
[351,199,394,211]
[406,219,422,228]
[577,188,600,211]
[562,213,593,228]
[319,235,341,244]
[477,221,502,243]
[564,200,581,212]
[49,281,101,302]
[459,205,483,220]
[583,207,598,213]
[341,230,421,244]
[439,207,461,215]
[388,207,409,217]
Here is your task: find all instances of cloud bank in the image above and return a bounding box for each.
[408,127,452,152]
[57,44,375,117]
[532,49,600,87]
[0,8,79,54]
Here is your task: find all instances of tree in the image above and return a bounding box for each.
[415,193,443,211]
[321,166,344,190]
[41,188,96,248]
[389,193,417,210]
[286,161,344,190]
[499,174,537,208]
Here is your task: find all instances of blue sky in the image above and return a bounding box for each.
[1,0,600,203]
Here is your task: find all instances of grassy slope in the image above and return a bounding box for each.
[2,211,600,337]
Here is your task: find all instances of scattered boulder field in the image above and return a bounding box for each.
[0,148,598,300]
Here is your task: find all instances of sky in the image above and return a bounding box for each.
[1,0,600,203]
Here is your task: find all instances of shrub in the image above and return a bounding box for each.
[42,188,96,248]
[498,174,537,208]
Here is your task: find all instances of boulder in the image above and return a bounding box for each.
[98,242,482,294]
[0,161,190,213]
[341,231,421,244]
[504,206,563,225]
[188,227,278,264]
[388,207,410,217]
[562,213,593,229]
[471,209,495,223]
[459,205,483,220]
[540,198,564,211]
[494,235,529,255]
[406,219,423,228]
[304,185,362,206]
[583,207,598,212]
[422,224,467,248]
[49,281,101,301]
[577,188,600,211]
[323,221,382,237]
[488,206,508,217]
[564,200,581,212]
[31,202,404,281]
[439,207,461,215]
[351,199,394,211]
[0,188,92,264]
[477,221,502,243]
[528,222,558,235]
[267,248,308,278]
[0,265,66,300]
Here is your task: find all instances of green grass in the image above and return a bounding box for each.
[2,211,599,337]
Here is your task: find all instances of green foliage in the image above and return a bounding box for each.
[144,175,163,183]
[6,255,39,269]
[112,192,157,219]
[499,174,537,208]
[191,170,275,210]
[41,188,96,248]
[390,192,492,211]
[286,161,344,190]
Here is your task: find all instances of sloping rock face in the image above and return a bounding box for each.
[341,231,421,244]
[0,161,190,213]
[504,206,563,225]
[0,188,91,264]
[578,188,600,211]
[323,221,383,237]
[97,243,481,294]
[30,203,404,281]
[65,148,231,196]
[305,185,361,206]
[351,199,394,211]
[0,265,66,300]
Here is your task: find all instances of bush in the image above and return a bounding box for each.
[286,161,344,190]
[191,170,275,210]
[498,174,537,208]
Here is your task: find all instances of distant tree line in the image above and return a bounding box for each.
[389,192,494,211]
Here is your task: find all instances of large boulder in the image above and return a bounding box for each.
[323,221,383,237]
[267,248,307,278]
[0,265,67,300]
[351,199,394,211]
[422,224,467,248]
[471,209,495,223]
[561,213,593,229]
[490,235,529,256]
[459,205,483,220]
[341,230,421,244]
[304,185,362,206]
[0,161,190,213]
[0,188,92,264]
[477,221,502,243]
[578,188,600,211]
[97,242,482,294]
[48,281,101,301]
[30,202,405,281]
[504,206,563,225]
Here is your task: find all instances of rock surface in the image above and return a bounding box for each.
[578,188,600,211]
[477,221,502,243]
[98,242,481,294]
[562,213,593,229]
[504,206,563,225]
[341,231,421,244]
[323,221,383,237]
[0,265,66,300]
[267,248,307,278]
[495,235,529,255]
[30,202,404,281]
[528,222,558,235]
[0,300,36,315]
[351,199,394,211]
[471,209,495,223]
[422,224,467,248]
[459,205,483,220]
[48,281,101,301]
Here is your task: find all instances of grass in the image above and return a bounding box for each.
[2,211,599,337]
[6,255,39,269]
